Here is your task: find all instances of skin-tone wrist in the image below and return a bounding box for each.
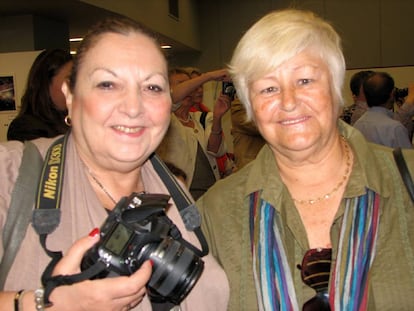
[21,290,36,311]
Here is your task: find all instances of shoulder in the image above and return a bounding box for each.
[7,115,53,141]
[197,161,258,220]
[398,148,414,179]
[0,136,56,186]
[0,140,26,212]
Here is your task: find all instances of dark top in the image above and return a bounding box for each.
[7,114,68,141]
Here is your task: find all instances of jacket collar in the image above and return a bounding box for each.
[242,120,392,207]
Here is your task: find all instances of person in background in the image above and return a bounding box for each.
[340,70,374,125]
[184,66,235,177]
[7,49,73,141]
[196,8,414,310]
[354,71,413,148]
[0,17,228,311]
[157,68,231,200]
[342,70,414,139]
[230,98,265,169]
[184,67,210,113]
[170,67,229,108]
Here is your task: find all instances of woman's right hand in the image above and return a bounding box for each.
[46,229,153,311]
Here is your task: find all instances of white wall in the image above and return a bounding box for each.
[0,50,41,141]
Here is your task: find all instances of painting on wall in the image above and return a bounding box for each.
[0,75,16,112]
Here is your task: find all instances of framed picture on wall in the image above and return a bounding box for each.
[0,75,16,112]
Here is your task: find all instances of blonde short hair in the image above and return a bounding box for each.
[229,9,345,121]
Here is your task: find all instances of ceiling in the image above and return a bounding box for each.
[0,0,192,54]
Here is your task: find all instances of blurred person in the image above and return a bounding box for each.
[354,71,413,148]
[196,9,414,310]
[185,66,235,177]
[341,70,414,138]
[184,67,210,113]
[157,68,232,200]
[0,17,228,311]
[170,68,229,109]
[7,49,73,141]
[341,70,374,125]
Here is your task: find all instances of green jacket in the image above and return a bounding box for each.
[197,121,414,310]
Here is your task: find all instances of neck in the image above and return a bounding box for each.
[278,136,352,205]
[82,159,145,210]
[174,105,190,118]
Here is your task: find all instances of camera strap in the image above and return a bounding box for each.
[149,153,209,257]
[32,134,107,306]
[30,136,208,305]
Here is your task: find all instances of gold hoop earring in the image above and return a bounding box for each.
[64,115,72,126]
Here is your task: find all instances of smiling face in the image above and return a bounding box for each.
[64,32,171,170]
[249,51,340,155]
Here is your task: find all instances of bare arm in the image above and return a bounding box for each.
[171,69,230,104]
[207,94,232,154]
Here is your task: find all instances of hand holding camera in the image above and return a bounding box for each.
[222,81,236,101]
[81,192,204,305]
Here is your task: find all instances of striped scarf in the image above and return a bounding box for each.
[249,189,380,311]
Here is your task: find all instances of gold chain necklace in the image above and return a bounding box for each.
[292,136,352,205]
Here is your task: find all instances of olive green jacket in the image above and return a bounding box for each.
[197,121,414,310]
[230,100,266,170]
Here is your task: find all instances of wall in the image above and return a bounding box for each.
[0,15,70,53]
[194,0,414,72]
[81,0,201,51]
[0,51,41,141]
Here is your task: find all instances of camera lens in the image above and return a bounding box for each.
[139,237,204,305]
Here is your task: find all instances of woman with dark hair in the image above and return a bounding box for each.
[0,16,228,311]
[7,49,73,141]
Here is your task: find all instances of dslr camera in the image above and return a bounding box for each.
[395,87,409,101]
[81,192,204,305]
[222,81,236,100]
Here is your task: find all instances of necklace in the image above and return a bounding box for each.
[86,169,117,205]
[177,114,192,123]
[292,136,352,205]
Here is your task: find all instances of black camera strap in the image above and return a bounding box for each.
[31,136,208,305]
[149,153,209,257]
[32,134,107,306]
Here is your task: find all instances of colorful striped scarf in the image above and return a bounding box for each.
[249,189,380,311]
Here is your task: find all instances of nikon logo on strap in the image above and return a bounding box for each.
[33,134,68,236]
[42,143,63,200]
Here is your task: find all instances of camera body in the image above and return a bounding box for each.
[222,81,236,100]
[395,87,409,101]
[81,192,204,305]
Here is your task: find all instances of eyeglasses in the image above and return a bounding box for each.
[297,248,332,311]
